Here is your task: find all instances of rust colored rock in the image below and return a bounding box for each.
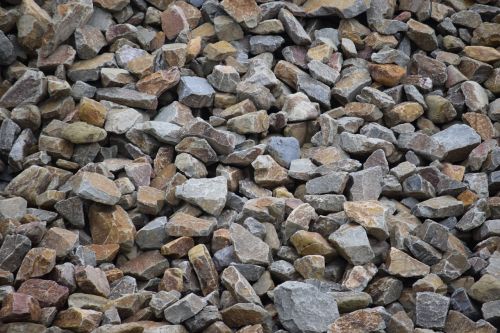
[161,236,195,258]
[0,292,42,323]
[89,204,136,250]
[118,250,169,280]
[16,247,57,282]
[18,278,69,308]
[188,244,219,296]
[75,265,111,298]
[54,307,103,333]
[369,63,407,87]
[136,68,181,97]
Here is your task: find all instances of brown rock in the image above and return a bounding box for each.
[18,278,69,308]
[166,212,216,237]
[221,303,270,328]
[159,267,184,293]
[463,112,495,140]
[136,68,180,97]
[78,97,107,127]
[75,265,111,298]
[85,244,120,264]
[220,0,262,29]
[0,292,42,323]
[386,247,430,278]
[289,230,336,258]
[137,186,165,215]
[54,307,103,333]
[161,4,189,40]
[119,250,169,280]
[369,64,406,87]
[39,227,78,258]
[89,204,136,250]
[16,247,57,282]
[188,244,219,296]
[161,237,195,258]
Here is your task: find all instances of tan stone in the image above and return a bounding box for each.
[16,247,56,282]
[463,46,500,63]
[385,102,424,126]
[85,244,120,264]
[161,237,195,258]
[463,112,495,140]
[386,247,430,278]
[290,230,336,257]
[203,41,237,61]
[369,63,406,87]
[78,97,107,127]
[54,307,103,333]
[89,204,136,250]
[136,68,180,97]
[188,244,219,296]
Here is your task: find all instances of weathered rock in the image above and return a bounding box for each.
[230,223,271,266]
[71,171,121,205]
[274,281,339,333]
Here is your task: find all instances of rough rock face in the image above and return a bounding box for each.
[0,0,500,332]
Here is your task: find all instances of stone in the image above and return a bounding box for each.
[178,76,215,108]
[75,266,110,298]
[135,217,168,249]
[166,213,216,237]
[119,250,169,280]
[18,279,69,308]
[16,247,56,282]
[274,281,339,333]
[227,110,269,135]
[96,88,157,110]
[415,292,450,329]
[230,223,271,266]
[413,196,464,218]
[279,9,311,45]
[343,200,389,240]
[407,19,438,51]
[221,0,261,29]
[189,244,219,296]
[303,0,370,18]
[468,274,500,303]
[251,155,290,188]
[221,266,261,305]
[164,293,207,324]
[176,176,227,216]
[39,227,78,258]
[327,308,386,333]
[0,70,47,109]
[461,81,489,113]
[0,292,41,323]
[386,247,430,278]
[137,68,181,97]
[71,171,121,205]
[54,307,102,333]
[220,303,270,328]
[0,234,31,272]
[88,204,136,250]
[329,223,374,265]
[75,26,107,60]
[62,122,107,144]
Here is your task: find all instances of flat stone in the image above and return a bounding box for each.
[53,307,102,333]
[71,171,121,205]
[0,234,31,272]
[221,0,261,29]
[19,279,69,308]
[16,247,56,282]
[96,88,157,110]
[412,196,464,218]
[177,76,215,108]
[119,250,169,280]
[386,247,430,278]
[166,213,216,237]
[164,293,207,324]
[343,200,389,240]
[0,292,42,323]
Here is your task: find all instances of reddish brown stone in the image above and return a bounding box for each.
[16,247,57,283]
[118,250,169,280]
[161,4,189,40]
[74,265,111,298]
[136,68,180,97]
[54,307,102,333]
[18,278,69,308]
[160,236,195,259]
[0,292,42,323]
[188,244,219,296]
[85,244,120,264]
[159,267,184,293]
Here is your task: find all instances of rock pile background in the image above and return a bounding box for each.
[0,0,500,332]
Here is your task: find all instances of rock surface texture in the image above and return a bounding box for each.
[0,0,500,332]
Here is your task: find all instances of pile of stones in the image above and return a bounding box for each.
[1,0,500,332]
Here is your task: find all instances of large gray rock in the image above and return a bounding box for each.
[177,76,215,108]
[274,281,339,333]
[230,223,271,266]
[164,293,207,324]
[431,124,481,162]
[329,223,375,265]
[0,70,47,108]
[175,176,228,216]
[415,292,450,329]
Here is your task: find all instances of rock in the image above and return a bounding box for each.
[468,274,500,303]
[96,88,158,110]
[329,223,374,265]
[177,76,215,108]
[119,250,169,280]
[0,292,42,323]
[221,266,261,305]
[343,200,389,240]
[18,279,69,309]
[75,266,111,297]
[54,307,102,333]
[386,247,430,278]
[62,122,107,144]
[16,247,56,282]
[407,19,438,51]
[88,204,136,250]
[327,308,386,333]
[166,213,216,237]
[164,293,207,324]
[461,81,489,113]
[0,70,47,109]
[0,234,31,272]
[274,281,339,333]
[415,292,450,329]
[279,9,311,46]
[189,244,219,296]
[176,176,227,216]
[227,110,269,135]
[230,223,271,266]
[413,196,464,218]
[303,0,370,18]
[220,303,270,328]
[71,171,121,205]
[221,0,261,29]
